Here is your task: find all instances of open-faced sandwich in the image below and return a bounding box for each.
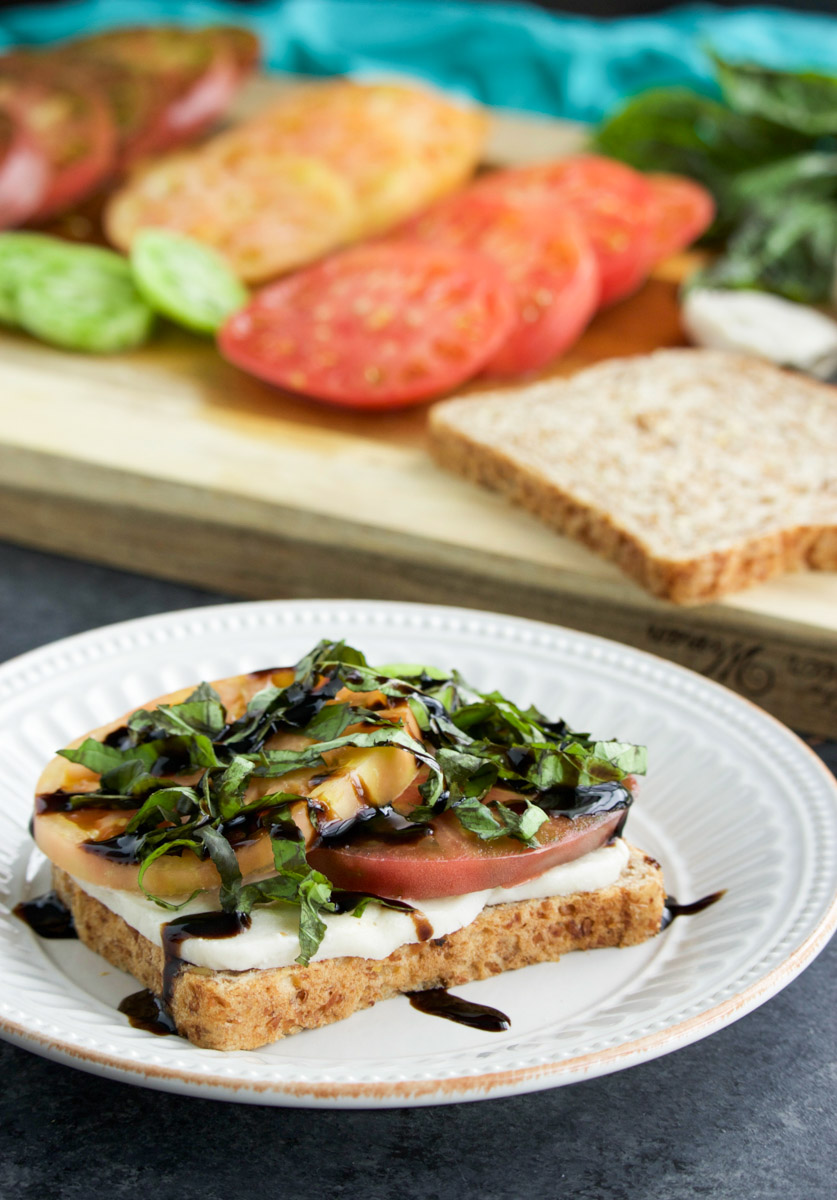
[26,640,666,1050]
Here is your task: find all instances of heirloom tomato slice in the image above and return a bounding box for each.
[644,173,715,265]
[0,108,49,228]
[218,243,516,407]
[0,54,116,218]
[474,155,656,306]
[393,192,599,376]
[307,790,626,900]
[105,147,357,281]
[70,26,241,151]
[234,80,485,236]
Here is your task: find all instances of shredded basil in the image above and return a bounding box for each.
[55,639,645,964]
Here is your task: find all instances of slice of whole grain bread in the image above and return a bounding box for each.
[54,848,665,1051]
[428,349,837,604]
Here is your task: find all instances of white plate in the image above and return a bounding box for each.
[1,599,836,1108]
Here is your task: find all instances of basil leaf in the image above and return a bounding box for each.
[452,795,505,840]
[593,87,808,234]
[589,741,648,778]
[244,683,284,716]
[125,785,201,834]
[301,701,361,742]
[337,893,417,919]
[714,54,837,138]
[136,838,203,910]
[293,639,367,686]
[297,874,334,965]
[65,790,142,810]
[731,152,837,212]
[235,790,302,817]
[593,58,837,307]
[211,755,255,820]
[253,726,436,778]
[495,800,548,845]
[374,662,451,682]
[197,825,242,911]
[186,682,222,705]
[230,829,337,964]
[97,758,168,799]
[58,738,146,776]
[436,747,497,802]
[127,705,222,768]
[594,88,727,178]
[128,698,226,739]
[694,196,837,303]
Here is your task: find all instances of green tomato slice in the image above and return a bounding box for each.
[0,232,73,325]
[130,228,248,334]
[16,246,154,353]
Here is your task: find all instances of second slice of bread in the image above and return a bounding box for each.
[429,349,837,604]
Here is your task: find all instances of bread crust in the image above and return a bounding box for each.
[54,846,665,1051]
[429,349,837,604]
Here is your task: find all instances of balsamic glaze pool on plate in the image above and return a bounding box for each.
[408,988,511,1032]
[12,891,77,939]
[118,988,178,1036]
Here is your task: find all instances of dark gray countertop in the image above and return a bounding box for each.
[1,540,835,1200]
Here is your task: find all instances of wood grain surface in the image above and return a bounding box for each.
[1,74,836,735]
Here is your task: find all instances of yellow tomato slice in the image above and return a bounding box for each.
[105,148,358,281]
[225,80,487,236]
[33,668,421,897]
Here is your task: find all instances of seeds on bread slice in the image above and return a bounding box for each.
[428,349,837,604]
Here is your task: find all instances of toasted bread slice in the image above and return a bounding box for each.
[54,847,665,1051]
[429,349,837,604]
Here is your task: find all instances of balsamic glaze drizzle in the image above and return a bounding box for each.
[408,988,510,1032]
[118,989,177,1036]
[661,890,726,931]
[315,805,433,850]
[13,891,77,939]
[161,911,251,1011]
[328,891,433,940]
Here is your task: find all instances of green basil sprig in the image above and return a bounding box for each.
[593,54,837,303]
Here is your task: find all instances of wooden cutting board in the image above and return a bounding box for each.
[1,75,836,735]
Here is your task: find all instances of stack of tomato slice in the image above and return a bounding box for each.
[0,25,258,231]
[219,155,715,407]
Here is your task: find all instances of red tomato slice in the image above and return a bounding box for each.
[0,107,49,228]
[392,192,599,377]
[307,800,625,900]
[218,244,516,408]
[0,55,116,219]
[644,173,715,265]
[474,155,656,307]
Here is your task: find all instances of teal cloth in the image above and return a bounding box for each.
[1,1,835,122]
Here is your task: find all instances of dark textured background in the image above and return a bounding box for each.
[0,538,835,1200]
